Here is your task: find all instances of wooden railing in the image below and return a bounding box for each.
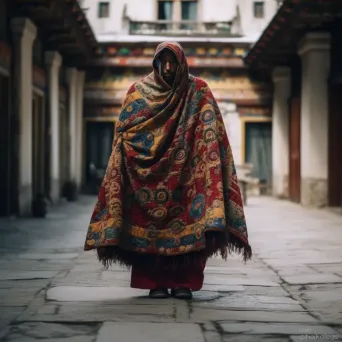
[129,20,234,36]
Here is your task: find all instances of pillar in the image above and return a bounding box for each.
[11,18,37,215]
[271,67,291,198]
[45,51,62,202]
[66,68,78,182]
[298,32,331,207]
[173,0,182,30]
[75,70,85,188]
[219,102,241,165]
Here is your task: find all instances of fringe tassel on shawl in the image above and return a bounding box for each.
[96,231,252,271]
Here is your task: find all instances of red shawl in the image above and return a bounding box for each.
[84,42,252,269]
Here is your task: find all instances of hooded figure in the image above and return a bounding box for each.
[84,42,252,299]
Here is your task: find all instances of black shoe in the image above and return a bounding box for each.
[149,288,169,299]
[171,287,193,299]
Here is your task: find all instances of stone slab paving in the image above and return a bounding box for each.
[0,322,99,342]
[219,322,338,335]
[281,273,342,285]
[0,196,341,342]
[96,322,205,342]
[0,271,59,281]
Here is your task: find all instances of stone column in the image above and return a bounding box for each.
[219,102,241,165]
[75,70,85,188]
[298,32,331,207]
[173,0,182,30]
[66,68,78,182]
[11,18,37,215]
[45,51,62,202]
[271,67,291,198]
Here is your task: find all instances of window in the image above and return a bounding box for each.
[157,0,198,21]
[98,2,110,18]
[181,1,197,21]
[253,1,264,18]
[158,1,173,20]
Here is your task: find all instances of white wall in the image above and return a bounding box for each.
[83,0,278,37]
[201,0,237,22]
[127,0,156,21]
[219,102,241,165]
[237,0,278,36]
[83,0,155,35]
[271,67,291,198]
[298,33,330,207]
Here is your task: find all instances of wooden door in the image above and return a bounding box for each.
[85,121,114,190]
[328,84,342,207]
[245,121,272,193]
[289,97,301,203]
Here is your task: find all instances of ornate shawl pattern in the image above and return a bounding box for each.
[84,42,252,266]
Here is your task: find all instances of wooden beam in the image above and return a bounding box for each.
[13,0,47,4]
[13,0,98,61]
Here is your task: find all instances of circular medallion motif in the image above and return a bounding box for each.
[195,226,203,239]
[119,99,146,122]
[137,188,152,204]
[146,133,154,142]
[155,188,169,204]
[204,128,216,143]
[110,169,118,178]
[132,131,154,150]
[169,219,185,234]
[173,147,186,164]
[190,194,205,220]
[208,150,220,162]
[194,223,204,231]
[137,168,151,179]
[206,219,214,226]
[150,207,167,220]
[201,110,215,124]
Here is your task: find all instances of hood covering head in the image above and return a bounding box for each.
[152,41,189,90]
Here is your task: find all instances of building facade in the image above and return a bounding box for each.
[0,0,98,216]
[245,0,342,211]
[82,0,277,39]
[81,0,278,192]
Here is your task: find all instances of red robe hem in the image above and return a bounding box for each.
[130,258,206,291]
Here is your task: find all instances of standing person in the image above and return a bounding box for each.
[84,42,252,299]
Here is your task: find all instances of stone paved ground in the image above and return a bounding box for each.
[0,196,341,342]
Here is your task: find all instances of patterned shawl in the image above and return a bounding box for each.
[84,42,252,269]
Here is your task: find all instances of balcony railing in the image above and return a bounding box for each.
[129,20,235,37]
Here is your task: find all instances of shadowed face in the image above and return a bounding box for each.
[160,49,178,86]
